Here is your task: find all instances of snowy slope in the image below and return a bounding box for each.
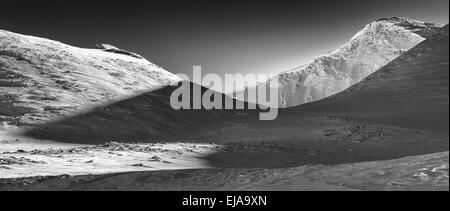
[298,24,449,133]
[0,29,181,125]
[233,17,442,108]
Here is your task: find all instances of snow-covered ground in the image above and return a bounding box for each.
[0,125,222,179]
[0,141,222,179]
[233,17,442,107]
[0,22,448,190]
[0,29,219,179]
[1,29,181,125]
[1,151,447,191]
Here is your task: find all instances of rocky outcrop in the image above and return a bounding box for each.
[93,44,145,59]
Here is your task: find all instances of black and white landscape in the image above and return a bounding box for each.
[0,1,449,191]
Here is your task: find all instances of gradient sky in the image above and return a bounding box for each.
[1,0,448,84]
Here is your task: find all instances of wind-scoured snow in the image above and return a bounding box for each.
[233,17,442,108]
[0,30,181,125]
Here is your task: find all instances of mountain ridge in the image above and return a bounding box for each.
[296,24,449,133]
[0,29,181,125]
[233,17,442,108]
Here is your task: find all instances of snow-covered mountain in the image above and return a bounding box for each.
[0,29,181,125]
[299,23,449,133]
[233,17,443,108]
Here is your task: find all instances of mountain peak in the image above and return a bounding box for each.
[376,17,434,26]
[377,17,422,23]
[375,17,443,37]
[234,17,434,108]
[440,24,449,34]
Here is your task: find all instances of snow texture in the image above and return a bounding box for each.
[233,17,442,108]
[0,30,181,125]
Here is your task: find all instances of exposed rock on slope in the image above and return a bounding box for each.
[0,30,181,125]
[93,44,145,59]
[377,17,443,37]
[234,17,442,108]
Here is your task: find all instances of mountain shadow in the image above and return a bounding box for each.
[21,25,449,168]
[23,82,265,144]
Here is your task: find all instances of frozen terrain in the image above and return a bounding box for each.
[233,17,442,107]
[2,152,446,191]
[0,21,448,191]
[0,29,181,126]
[0,140,221,179]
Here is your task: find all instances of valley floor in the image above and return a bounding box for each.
[0,128,221,179]
[0,116,448,191]
[1,151,447,191]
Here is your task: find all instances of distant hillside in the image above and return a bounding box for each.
[233,17,442,108]
[298,24,449,133]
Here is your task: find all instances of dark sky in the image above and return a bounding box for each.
[1,0,448,81]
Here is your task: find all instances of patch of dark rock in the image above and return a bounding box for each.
[0,176,52,188]
[93,44,144,59]
[323,129,340,137]
[318,115,357,124]
[0,104,36,117]
[323,126,385,144]
[221,142,307,153]
[58,174,74,179]
[149,156,162,162]
[0,80,27,87]
[0,93,19,103]
[27,95,58,101]
[108,72,124,77]
[0,157,46,165]
[43,106,63,113]
[0,117,21,126]
[0,50,33,64]
[131,163,153,168]
[95,142,159,153]
[0,68,26,80]
[54,80,72,87]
